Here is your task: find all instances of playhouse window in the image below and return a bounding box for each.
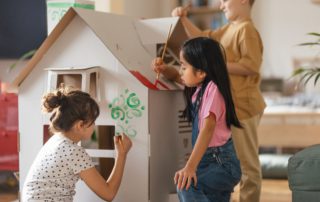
[81,125,115,150]
[47,67,100,100]
[56,74,82,90]
[92,157,115,180]
[89,72,97,99]
[81,125,115,180]
[156,43,180,66]
[43,125,53,144]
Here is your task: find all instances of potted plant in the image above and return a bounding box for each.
[292,32,320,86]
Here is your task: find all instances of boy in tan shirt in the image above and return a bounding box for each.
[153,0,265,201]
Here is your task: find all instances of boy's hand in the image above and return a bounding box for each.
[114,133,132,155]
[171,6,189,17]
[151,57,167,75]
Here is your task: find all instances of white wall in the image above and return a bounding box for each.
[122,0,177,18]
[252,0,320,78]
[95,0,177,18]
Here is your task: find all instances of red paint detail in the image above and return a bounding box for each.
[154,80,170,90]
[130,70,159,90]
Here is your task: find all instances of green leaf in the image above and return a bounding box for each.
[303,73,315,86]
[8,49,37,72]
[292,68,307,77]
[298,42,320,46]
[314,72,320,86]
[299,71,313,81]
[307,32,320,37]
[292,32,320,86]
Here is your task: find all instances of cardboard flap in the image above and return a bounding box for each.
[134,17,179,45]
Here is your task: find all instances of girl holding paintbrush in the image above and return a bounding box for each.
[152,37,241,202]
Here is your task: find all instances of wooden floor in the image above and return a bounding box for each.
[231,179,291,202]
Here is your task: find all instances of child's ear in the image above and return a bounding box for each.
[199,71,207,80]
[74,120,85,130]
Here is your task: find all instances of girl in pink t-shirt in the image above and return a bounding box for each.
[153,37,242,202]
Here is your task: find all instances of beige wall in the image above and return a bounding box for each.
[95,0,177,18]
[252,0,320,78]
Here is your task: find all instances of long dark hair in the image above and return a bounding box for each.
[42,87,100,133]
[181,37,241,128]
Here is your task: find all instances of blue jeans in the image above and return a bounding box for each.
[177,139,241,202]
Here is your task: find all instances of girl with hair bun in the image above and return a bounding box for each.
[22,87,132,202]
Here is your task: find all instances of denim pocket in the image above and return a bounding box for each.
[220,152,241,184]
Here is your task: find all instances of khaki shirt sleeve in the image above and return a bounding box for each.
[201,27,225,41]
[238,28,263,74]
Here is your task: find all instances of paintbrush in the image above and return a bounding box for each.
[156,24,173,80]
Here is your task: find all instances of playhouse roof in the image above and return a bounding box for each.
[10,7,187,92]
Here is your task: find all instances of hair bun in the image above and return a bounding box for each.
[56,91,68,106]
[42,90,67,112]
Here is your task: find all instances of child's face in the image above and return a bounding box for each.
[179,51,206,87]
[219,0,244,21]
[82,122,96,140]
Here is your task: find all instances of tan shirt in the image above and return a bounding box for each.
[202,20,266,120]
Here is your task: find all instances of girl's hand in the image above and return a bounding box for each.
[171,6,189,17]
[174,166,197,190]
[114,133,132,155]
[151,57,167,74]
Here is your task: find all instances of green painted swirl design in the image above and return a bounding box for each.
[126,109,142,119]
[109,89,145,138]
[115,124,137,138]
[125,126,137,137]
[126,93,140,108]
[111,106,125,121]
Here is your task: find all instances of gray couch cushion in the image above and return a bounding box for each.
[288,144,320,191]
[259,154,291,179]
[292,190,320,202]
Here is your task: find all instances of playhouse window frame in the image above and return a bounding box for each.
[46,66,100,101]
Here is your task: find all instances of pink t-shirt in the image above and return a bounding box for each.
[192,81,231,147]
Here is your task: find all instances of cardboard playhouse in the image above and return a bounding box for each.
[11,8,192,202]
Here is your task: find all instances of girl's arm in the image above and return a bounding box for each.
[162,66,182,84]
[80,134,132,201]
[179,16,202,38]
[171,7,202,38]
[174,113,216,190]
[152,57,183,84]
